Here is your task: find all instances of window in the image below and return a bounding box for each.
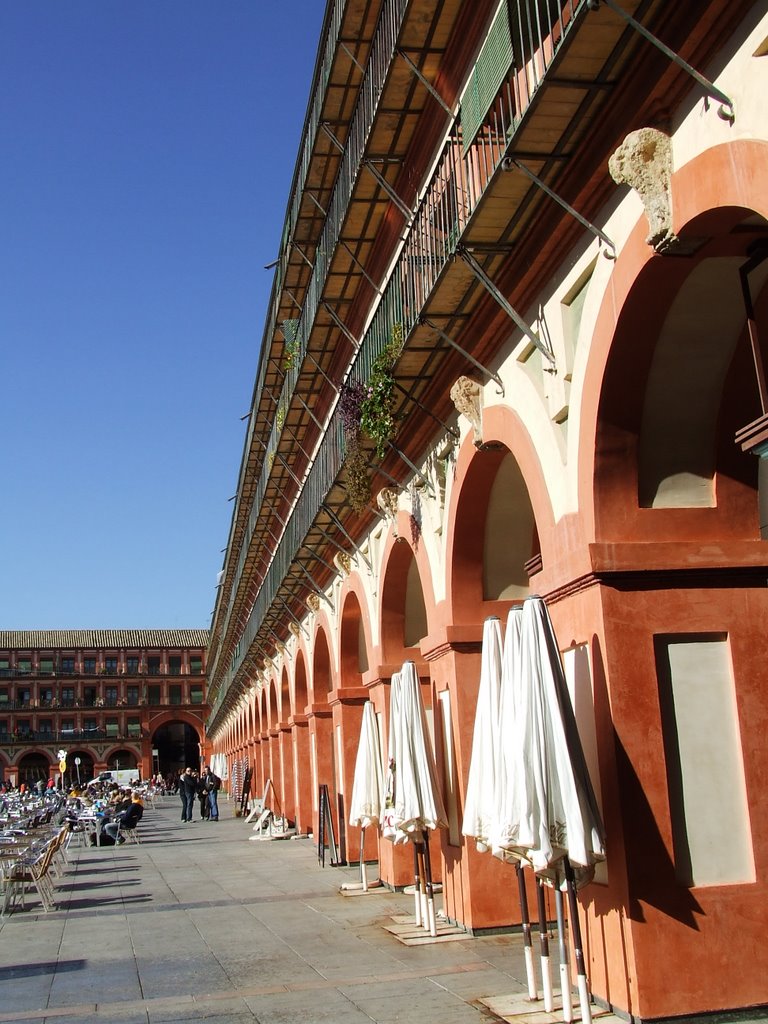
[147,657,161,676]
[83,687,97,707]
[105,687,118,706]
[61,719,74,733]
[39,719,53,736]
[17,719,31,737]
[40,688,53,705]
[17,659,31,675]
[83,717,98,732]
[83,658,96,674]
[60,657,75,674]
[0,659,9,676]
[190,656,203,675]
[126,657,139,675]
[127,686,140,705]
[61,687,75,706]
[127,718,141,737]
[0,720,7,736]
[0,688,8,704]
[105,657,118,674]
[105,718,119,738]
[168,656,182,676]
[169,684,182,705]
[39,658,54,675]
[147,684,161,704]
[17,688,31,705]
[190,684,204,705]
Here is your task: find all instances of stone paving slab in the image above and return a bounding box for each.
[0,795,540,1024]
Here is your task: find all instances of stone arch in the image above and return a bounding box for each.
[16,750,54,786]
[579,140,768,543]
[267,678,278,729]
[105,747,140,772]
[445,415,550,624]
[379,530,434,665]
[339,587,371,685]
[279,667,290,726]
[312,627,334,702]
[293,650,309,717]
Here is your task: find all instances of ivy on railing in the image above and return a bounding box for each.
[360,322,404,459]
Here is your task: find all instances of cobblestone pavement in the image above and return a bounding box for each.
[0,795,532,1023]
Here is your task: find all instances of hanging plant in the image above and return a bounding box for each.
[276,404,286,431]
[283,337,299,371]
[339,379,370,515]
[360,323,404,460]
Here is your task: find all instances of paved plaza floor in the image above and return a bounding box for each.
[0,794,537,1024]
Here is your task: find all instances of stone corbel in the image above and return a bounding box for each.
[450,376,483,447]
[306,593,320,614]
[609,127,677,253]
[334,550,351,577]
[289,621,301,639]
[377,487,400,537]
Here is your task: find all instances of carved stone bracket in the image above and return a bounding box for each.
[450,375,483,447]
[289,621,301,639]
[334,550,351,577]
[609,127,676,252]
[306,593,320,613]
[377,487,400,538]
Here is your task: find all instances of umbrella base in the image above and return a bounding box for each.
[479,990,621,1024]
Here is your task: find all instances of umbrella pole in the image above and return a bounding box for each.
[412,843,423,927]
[516,862,538,1000]
[416,839,430,932]
[360,827,368,892]
[555,886,573,1022]
[536,878,555,1011]
[563,858,592,1024]
[423,830,437,937]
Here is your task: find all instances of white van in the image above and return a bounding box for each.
[87,770,141,788]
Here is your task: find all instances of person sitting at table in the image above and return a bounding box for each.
[103,791,144,845]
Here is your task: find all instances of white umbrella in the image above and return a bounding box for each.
[514,596,607,1024]
[514,596,606,885]
[487,607,544,1005]
[387,660,447,935]
[348,701,384,891]
[462,616,503,852]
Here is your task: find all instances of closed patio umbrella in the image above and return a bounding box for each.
[348,700,384,891]
[462,616,503,852]
[387,660,447,935]
[513,596,607,1024]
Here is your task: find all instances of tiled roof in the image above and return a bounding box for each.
[0,630,209,650]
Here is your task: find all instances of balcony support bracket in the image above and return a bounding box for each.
[456,246,555,365]
[502,159,616,260]
[395,49,453,117]
[387,443,435,497]
[420,316,505,396]
[587,0,734,121]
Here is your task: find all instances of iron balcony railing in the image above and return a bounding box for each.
[212,0,411,676]
[211,0,584,723]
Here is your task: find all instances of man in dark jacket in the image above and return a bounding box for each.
[203,766,221,821]
[180,767,197,823]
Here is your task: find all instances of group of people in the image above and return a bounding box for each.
[178,766,220,822]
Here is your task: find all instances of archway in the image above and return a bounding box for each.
[17,752,51,787]
[152,721,201,776]
[107,749,138,772]
[64,750,95,788]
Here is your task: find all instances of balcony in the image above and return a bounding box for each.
[210,0,721,727]
[0,727,147,745]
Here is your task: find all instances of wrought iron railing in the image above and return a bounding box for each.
[210,0,585,724]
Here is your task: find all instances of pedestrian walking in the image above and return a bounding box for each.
[197,773,210,820]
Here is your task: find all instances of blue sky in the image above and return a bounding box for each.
[0,2,324,629]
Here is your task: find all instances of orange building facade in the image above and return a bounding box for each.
[0,630,209,786]
[207,2,768,1021]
